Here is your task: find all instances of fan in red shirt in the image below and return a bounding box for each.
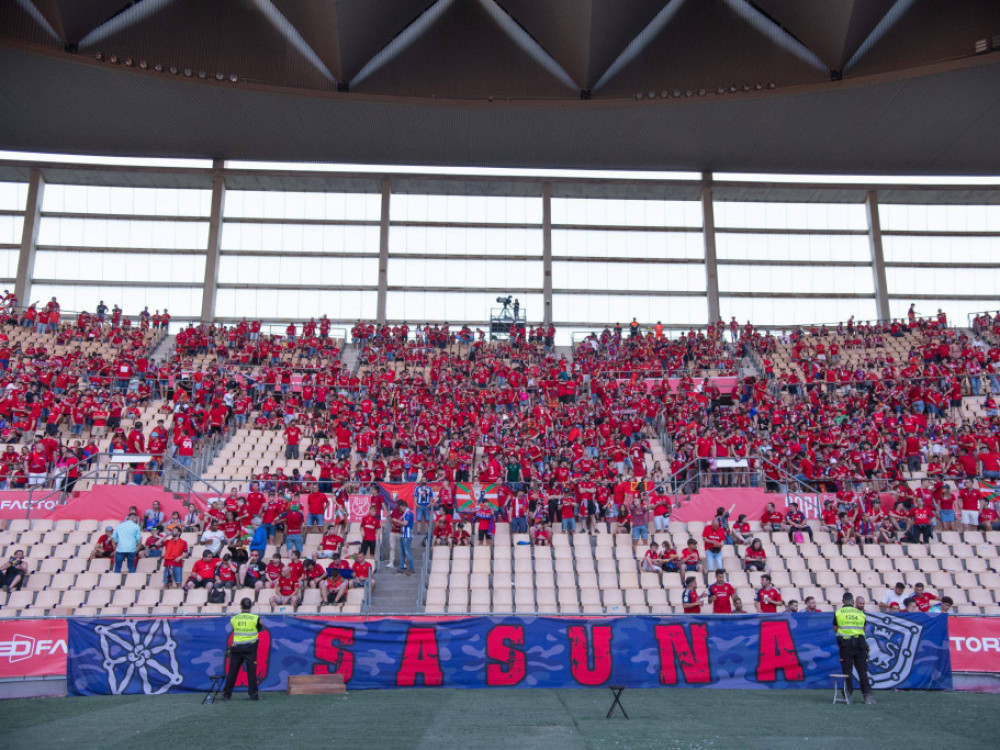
[682,576,706,613]
[755,575,784,613]
[184,550,219,593]
[708,570,736,614]
[268,565,301,609]
[910,583,938,612]
[359,505,381,556]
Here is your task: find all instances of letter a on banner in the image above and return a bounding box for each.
[756,620,804,682]
[567,625,612,686]
[486,625,526,686]
[397,627,444,686]
[654,623,711,685]
[314,626,355,681]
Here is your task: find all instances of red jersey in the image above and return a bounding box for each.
[709,581,735,614]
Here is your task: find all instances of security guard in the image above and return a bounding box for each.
[222,597,266,701]
[833,592,874,704]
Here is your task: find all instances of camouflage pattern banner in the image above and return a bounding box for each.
[66,613,951,696]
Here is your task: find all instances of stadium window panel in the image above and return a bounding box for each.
[223,191,380,221]
[0,216,24,245]
[390,194,542,224]
[389,226,542,256]
[552,260,705,293]
[551,293,706,328]
[715,232,871,262]
[220,222,379,253]
[720,296,877,327]
[0,249,17,279]
[713,202,868,231]
[879,204,1000,233]
[551,198,702,228]
[388,257,541,290]
[216,288,376,321]
[37,217,209,250]
[718,264,873,296]
[34,251,204,284]
[0,182,28,212]
[885,266,999,298]
[882,235,1000,264]
[41,185,211,217]
[552,229,703,260]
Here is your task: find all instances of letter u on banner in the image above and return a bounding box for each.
[567,625,612,686]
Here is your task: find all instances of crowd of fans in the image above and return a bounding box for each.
[2,299,998,615]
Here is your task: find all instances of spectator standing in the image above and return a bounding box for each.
[161,527,189,588]
[112,513,142,573]
[397,500,415,575]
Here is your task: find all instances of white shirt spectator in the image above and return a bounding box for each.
[881,587,907,611]
[200,527,226,555]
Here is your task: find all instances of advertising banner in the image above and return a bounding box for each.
[0,618,68,678]
[948,616,1000,673]
[67,612,951,696]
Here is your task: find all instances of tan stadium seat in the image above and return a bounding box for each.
[424,590,446,609]
[86,590,112,608]
[469,573,489,589]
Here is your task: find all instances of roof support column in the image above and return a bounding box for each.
[701,177,720,325]
[542,181,552,326]
[200,160,226,323]
[376,179,390,324]
[14,168,44,306]
[865,191,891,321]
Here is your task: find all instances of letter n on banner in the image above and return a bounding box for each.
[314,626,354,681]
[567,625,612,686]
[486,625,525,686]
[757,620,804,682]
[397,627,444,686]
[654,623,711,685]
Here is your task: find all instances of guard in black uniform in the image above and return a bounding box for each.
[222,597,266,701]
[833,592,874,705]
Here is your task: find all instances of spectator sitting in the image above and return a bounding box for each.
[787,600,799,612]
[803,596,820,612]
[88,526,116,561]
[531,522,549,546]
[431,516,453,547]
[143,500,165,531]
[199,519,226,557]
[730,513,751,556]
[784,502,813,543]
[680,538,702,577]
[640,541,662,573]
[181,502,202,533]
[215,553,239,596]
[880,582,908,612]
[760,502,784,532]
[268,564,300,610]
[140,526,165,558]
[0,549,28,592]
[238,550,266,593]
[317,525,344,559]
[184,550,219,594]
[744,538,768,572]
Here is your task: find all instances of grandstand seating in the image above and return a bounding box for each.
[1,307,1000,620]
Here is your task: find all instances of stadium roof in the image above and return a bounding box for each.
[1,0,999,174]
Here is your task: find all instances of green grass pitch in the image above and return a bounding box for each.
[1,688,998,749]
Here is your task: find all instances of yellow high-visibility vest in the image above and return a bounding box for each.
[231,613,260,644]
[835,606,866,638]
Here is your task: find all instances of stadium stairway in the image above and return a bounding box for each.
[341,343,362,374]
[149,333,176,363]
[367,537,427,614]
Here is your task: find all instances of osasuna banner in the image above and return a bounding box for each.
[66,613,951,696]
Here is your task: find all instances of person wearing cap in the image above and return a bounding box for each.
[833,592,874,705]
[222,597,266,701]
[88,526,116,561]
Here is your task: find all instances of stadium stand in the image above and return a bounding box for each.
[1,303,999,621]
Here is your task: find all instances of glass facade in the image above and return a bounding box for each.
[715,201,875,326]
[881,204,1000,325]
[5,162,999,334]
[35,184,210,317]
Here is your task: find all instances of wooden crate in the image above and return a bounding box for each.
[287,673,346,695]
